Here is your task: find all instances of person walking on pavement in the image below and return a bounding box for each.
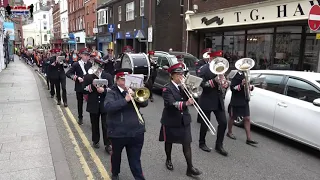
[159,63,202,177]
[197,51,229,156]
[104,68,148,180]
[83,58,113,153]
[102,49,115,77]
[145,50,159,102]
[66,48,92,125]
[49,49,68,107]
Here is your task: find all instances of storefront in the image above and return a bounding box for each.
[186,0,320,72]
[74,31,86,50]
[50,39,63,49]
[85,37,97,50]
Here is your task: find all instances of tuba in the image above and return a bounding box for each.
[209,57,229,93]
[235,58,255,101]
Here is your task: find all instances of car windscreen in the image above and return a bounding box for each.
[169,53,198,70]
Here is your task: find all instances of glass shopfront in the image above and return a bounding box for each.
[204,25,320,72]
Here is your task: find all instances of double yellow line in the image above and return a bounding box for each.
[37,73,110,180]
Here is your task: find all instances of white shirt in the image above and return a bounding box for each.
[171,80,180,91]
[118,86,125,93]
[79,60,87,75]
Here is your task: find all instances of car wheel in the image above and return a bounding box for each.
[233,116,244,127]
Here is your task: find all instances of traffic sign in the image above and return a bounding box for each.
[135,30,145,39]
[308,5,320,31]
[107,24,115,33]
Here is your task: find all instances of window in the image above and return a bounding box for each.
[126,2,134,21]
[285,78,320,103]
[258,74,284,93]
[87,22,89,34]
[82,15,85,29]
[110,8,112,17]
[158,57,169,67]
[118,6,122,21]
[43,21,47,30]
[43,14,46,19]
[92,3,95,12]
[93,21,95,28]
[44,34,47,41]
[140,0,144,16]
[97,10,107,26]
[87,6,89,14]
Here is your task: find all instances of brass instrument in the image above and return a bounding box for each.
[57,56,67,67]
[235,58,255,101]
[92,79,108,88]
[209,57,229,94]
[88,64,103,78]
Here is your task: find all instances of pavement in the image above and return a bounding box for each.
[2,55,320,180]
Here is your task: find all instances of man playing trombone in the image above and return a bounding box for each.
[83,58,113,152]
[197,51,229,156]
[104,68,148,180]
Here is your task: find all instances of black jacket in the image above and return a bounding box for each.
[195,59,207,76]
[104,85,148,138]
[66,60,92,92]
[160,82,192,127]
[198,63,225,111]
[83,72,114,114]
[48,56,66,80]
[230,71,253,106]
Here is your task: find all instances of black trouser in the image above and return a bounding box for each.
[76,92,84,119]
[49,79,55,96]
[52,78,67,103]
[110,133,145,180]
[199,110,227,147]
[46,76,50,90]
[90,113,109,146]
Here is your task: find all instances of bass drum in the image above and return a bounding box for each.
[120,53,150,82]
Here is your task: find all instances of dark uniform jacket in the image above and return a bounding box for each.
[104,85,148,138]
[195,59,207,76]
[160,82,191,127]
[83,72,114,114]
[230,72,253,106]
[48,56,66,80]
[66,60,92,92]
[198,63,225,111]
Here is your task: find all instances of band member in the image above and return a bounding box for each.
[227,71,258,145]
[197,51,229,156]
[159,63,202,177]
[105,68,148,180]
[145,51,159,102]
[83,58,113,152]
[49,49,68,107]
[176,55,188,74]
[66,48,92,125]
[103,49,115,76]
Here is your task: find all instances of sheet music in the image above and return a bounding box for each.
[125,74,144,88]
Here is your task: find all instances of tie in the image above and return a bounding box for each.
[122,91,127,96]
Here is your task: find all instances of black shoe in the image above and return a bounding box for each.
[63,102,68,107]
[111,175,119,180]
[199,144,211,152]
[150,97,154,102]
[105,145,112,154]
[78,118,83,125]
[246,139,258,145]
[215,146,228,156]
[165,159,173,171]
[186,167,202,177]
[93,142,100,149]
[57,101,61,105]
[226,133,236,140]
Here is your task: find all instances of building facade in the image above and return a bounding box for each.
[60,0,69,50]
[68,0,86,50]
[96,1,112,55]
[85,0,97,49]
[51,3,62,48]
[185,0,320,72]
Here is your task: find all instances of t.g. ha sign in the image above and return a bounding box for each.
[188,0,319,30]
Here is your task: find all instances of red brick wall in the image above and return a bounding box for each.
[85,0,96,36]
[68,0,85,33]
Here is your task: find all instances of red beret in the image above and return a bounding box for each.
[201,48,213,55]
[122,46,133,53]
[148,51,155,55]
[115,68,133,78]
[79,48,90,55]
[208,50,223,58]
[176,55,184,61]
[168,63,185,74]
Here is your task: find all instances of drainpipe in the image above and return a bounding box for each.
[148,0,151,51]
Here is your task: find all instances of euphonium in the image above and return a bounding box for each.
[209,57,229,75]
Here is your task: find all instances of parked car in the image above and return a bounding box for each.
[224,70,320,149]
[153,51,199,89]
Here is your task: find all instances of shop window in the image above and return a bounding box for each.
[247,28,274,34]
[276,26,302,33]
[304,35,320,72]
[205,36,223,51]
[223,31,245,69]
[246,34,273,69]
[274,34,301,70]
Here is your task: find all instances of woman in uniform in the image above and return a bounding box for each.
[159,63,202,177]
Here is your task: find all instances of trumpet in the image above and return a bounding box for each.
[179,75,217,135]
[235,58,255,101]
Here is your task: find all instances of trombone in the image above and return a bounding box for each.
[179,74,217,135]
[235,58,255,101]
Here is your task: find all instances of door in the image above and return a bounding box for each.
[250,74,285,129]
[273,77,320,147]
[154,56,170,88]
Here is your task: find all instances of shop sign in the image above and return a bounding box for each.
[85,37,96,44]
[188,0,320,30]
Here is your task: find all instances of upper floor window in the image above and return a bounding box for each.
[110,8,112,18]
[98,10,107,26]
[140,0,144,16]
[126,2,134,21]
[44,34,47,41]
[43,14,46,19]
[92,3,95,12]
[118,6,121,21]
[87,6,89,14]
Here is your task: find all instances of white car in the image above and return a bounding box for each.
[224,70,320,150]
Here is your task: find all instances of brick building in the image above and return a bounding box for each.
[185,0,320,72]
[84,0,97,49]
[68,0,86,50]
[51,3,62,48]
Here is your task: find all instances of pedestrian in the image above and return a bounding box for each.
[197,51,229,156]
[104,68,148,180]
[83,58,113,153]
[159,63,202,177]
[145,50,159,102]
[66,48,92,125]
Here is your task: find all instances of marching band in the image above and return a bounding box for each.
[21,46,259,180]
